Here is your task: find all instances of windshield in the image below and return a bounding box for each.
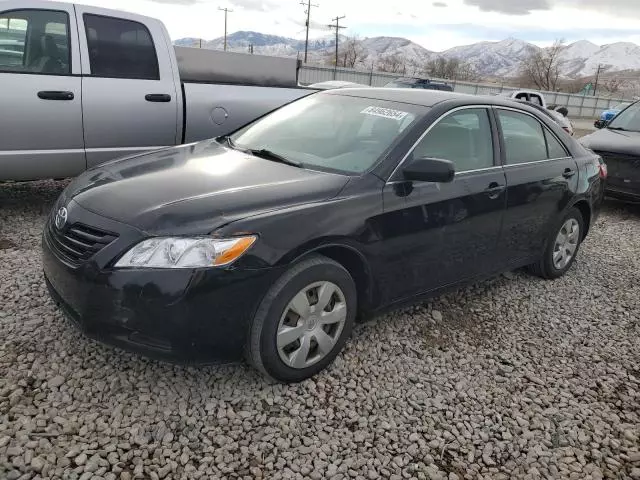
[607,101,640,131]
[229,94,423,174]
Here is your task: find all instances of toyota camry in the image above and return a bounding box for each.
[43,89,604,383]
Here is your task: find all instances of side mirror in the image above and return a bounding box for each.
[402,157,455,183]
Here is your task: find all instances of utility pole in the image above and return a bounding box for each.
[593,63,603,96]
[218,7,233,51]
[300,0,319,64]
[327,15,346,79]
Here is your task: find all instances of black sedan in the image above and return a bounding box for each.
[43,89,604,383]
[581,100,640,202]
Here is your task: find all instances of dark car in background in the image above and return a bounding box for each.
[581,100,640,202]
[43,89,604,383]
[384,77,454,91]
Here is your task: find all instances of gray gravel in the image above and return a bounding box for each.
[1,180,639,480]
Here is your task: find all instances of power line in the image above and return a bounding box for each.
[327,15,346,79]
[300,0,319,64]
[218,7,233,51]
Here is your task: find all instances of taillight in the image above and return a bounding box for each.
[597,157,607,179]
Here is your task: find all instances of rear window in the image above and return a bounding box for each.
[84,14,159,80]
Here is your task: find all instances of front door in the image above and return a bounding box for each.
[494,108,579,264]
[75,6,179,168]
[0,5,84,181]
[378,107,507,303]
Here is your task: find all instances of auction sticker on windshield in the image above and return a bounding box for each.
[361,106,409,121]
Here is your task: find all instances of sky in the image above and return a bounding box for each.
[43,0,640,51]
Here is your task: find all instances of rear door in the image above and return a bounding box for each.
[0,2,83,181]
[495,107,579,264]
[75,7,179,168]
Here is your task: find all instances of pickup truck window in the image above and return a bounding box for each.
[83,14,159,80]
[0,9,70,75]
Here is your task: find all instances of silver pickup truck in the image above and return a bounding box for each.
[0,0,315,181]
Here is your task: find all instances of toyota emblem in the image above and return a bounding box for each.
[54,207,68,230]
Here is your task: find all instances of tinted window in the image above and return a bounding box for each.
[84,14,159,80]
[412,108,494,172]
[0,10,70,74]
[230,94,423,174]
[497,110,549,164]
[545,130,568,158]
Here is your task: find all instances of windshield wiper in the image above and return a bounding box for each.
[248,149,302,168]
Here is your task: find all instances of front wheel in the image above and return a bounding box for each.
[248,255,356,383]
[528,207,584,279]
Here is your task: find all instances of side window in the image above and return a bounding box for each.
[83,14,159,80]
[412,108,494,173]
[0,10,70,74]
[530,94,543,106]
[497,110,549,164]
[545,129,569,158]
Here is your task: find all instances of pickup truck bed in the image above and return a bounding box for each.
[0,0,315,181]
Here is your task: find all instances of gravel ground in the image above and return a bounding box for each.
[1,180,639,480]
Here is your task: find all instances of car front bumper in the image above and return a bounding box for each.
[42,204,283,364]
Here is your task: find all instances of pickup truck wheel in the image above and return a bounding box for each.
[528,207,584,279]
[248,255,356,383]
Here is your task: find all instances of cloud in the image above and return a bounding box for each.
[463,0,551,15]
[433,2,447,6]
[149,0,200,4]
[228,0,279,12]
[572,0,640,16]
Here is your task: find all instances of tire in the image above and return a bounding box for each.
[248,254,357,383]
[528,207,585,279]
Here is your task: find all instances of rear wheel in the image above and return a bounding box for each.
[528,207,584,279]
[248,255,356,383]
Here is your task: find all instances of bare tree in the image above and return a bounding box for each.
[377,54,407,74]
[519,39,566,91]
[422,56,479,81]
[602,77,627,95]
[340,36,366,68]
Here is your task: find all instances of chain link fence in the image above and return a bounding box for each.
[299,64,630,119]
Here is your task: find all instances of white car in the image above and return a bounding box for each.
[307,80,371,90]
[548,105,575,136]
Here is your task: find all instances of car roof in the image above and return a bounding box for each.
[322,87,544,110]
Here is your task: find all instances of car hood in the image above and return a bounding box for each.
[64,140,350,234]
[580,128,640,157]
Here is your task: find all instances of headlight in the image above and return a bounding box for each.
[114,236,256,269]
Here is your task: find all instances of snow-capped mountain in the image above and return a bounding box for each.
[174,32,640,79]
[441,38,538,77]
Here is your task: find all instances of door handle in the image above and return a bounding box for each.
[484,182,505,199]
[38,91,74,101]
[145,94,171,102]
[562,168,576,179]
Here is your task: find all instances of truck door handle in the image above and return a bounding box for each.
[38,91,74,101]
[562,168,576,179]
[145,94,171,102]
[484,182,505,199]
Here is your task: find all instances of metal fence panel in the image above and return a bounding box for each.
[300,64,630,118]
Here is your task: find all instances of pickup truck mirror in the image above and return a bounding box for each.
[403,157,455,183]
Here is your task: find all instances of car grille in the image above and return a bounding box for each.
[45,219,118,266]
